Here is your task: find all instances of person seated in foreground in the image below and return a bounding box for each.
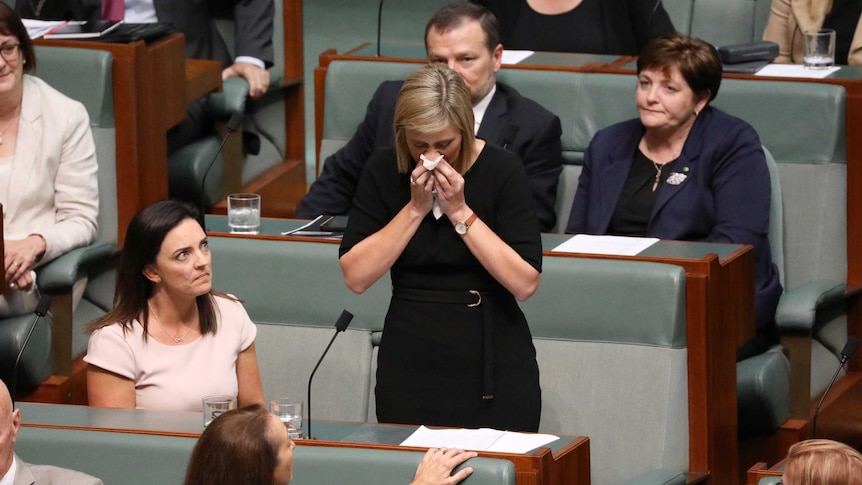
[183,404,478,485]
[0,379,103,484]
[84,200,265,411]
[471,0,676,55]
[0,3,99,317]
[781,438,862,485]
[566,32,782,361]
[296,1,563,232]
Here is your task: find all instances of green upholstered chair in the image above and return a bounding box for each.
[169,0,291,210]
[0,46,118,389]
[758,477,783,485]
[664,0,773,47]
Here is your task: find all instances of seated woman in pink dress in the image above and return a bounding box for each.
[84,200,264,411]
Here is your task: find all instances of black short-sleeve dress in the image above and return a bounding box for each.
[339,144,543,432]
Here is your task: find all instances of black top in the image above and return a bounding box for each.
[472,0,676,55]
[823,0,862,65]
[509,0,605,53]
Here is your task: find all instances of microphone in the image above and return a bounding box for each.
[811,336,860,438]
[376,0,384,57]
[306,310,354,440]
[199,112,244,230]
[11,295,52,409]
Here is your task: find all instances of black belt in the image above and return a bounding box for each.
[392,287,495,400]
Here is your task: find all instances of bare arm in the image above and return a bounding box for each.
[236,342,265,407]
[87,365,136,408]
[410,448,477,485]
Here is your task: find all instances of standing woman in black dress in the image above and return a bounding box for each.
[339,64,543,432]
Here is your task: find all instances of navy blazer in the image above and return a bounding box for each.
[566,106,781,331]
[296,80,563,231]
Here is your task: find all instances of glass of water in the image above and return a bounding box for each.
[803,29,835,69]
[227,193,261,234]
[270,397,303,439]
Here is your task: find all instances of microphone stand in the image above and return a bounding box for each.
[306,310,354,440]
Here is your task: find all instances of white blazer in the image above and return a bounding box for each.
[3,75,98,264]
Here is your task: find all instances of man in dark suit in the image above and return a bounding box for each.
[16,0,274,153]
[0,381,103,484]
[296,2,563,231]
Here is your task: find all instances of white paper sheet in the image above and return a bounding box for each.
[400,426,559,454]
[755,64,841,79]
[23,19,68,39]
[502,50,534,64]
[550,234,659,256]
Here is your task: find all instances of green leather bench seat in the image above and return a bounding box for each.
[208,235,691,484]
[16,422,516,485]
[16,426,196,485]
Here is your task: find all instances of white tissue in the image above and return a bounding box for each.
[420,154,443,171]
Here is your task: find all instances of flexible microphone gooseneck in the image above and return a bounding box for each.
[306,310,354,440]
[199,112,244,230]
[376,0,385,57]
[811,336,860,438]
[11,295,52,409]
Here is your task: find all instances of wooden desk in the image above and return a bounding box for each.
[17,402,589,485]
[35,34,223,245]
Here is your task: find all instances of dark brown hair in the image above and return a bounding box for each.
[184,404,281,485]
[0,3,35,73]
[425,2,501,54]
[85,200,230,339]
[637,32,721,102]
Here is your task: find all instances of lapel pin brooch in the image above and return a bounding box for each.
[667,172,687,185]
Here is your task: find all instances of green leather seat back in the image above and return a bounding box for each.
[16,426,196,485]
[292,446,516,485]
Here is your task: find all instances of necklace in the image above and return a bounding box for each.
[652,161,664,190]
[0,107,20,145]
[149,306,194,343]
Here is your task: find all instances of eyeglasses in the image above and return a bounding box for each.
[0,44,20,63]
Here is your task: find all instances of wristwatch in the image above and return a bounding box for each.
[454,212,478,235]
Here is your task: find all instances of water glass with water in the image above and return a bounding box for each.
[270,397,303,439]
[227,193,261,234]
[803,29,835,69]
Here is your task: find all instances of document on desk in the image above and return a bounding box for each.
[755,64,840,79]
[551,234,659,256]
[400,426,559,453]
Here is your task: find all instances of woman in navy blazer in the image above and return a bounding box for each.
[566,33,782,360]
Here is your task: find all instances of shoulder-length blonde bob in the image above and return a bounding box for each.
[394,64,476,174]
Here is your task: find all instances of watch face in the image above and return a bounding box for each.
[455,222,467,235]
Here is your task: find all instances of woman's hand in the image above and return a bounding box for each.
[409,163,436,216]
[431,160,469,222]
[5,235,46,290]
[409,448,477,485]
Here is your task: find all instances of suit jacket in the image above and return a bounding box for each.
[15,0,274,68]
[472,0,675,55]
[13,455,103,485]
[153,0,274,68]
[4,76,99,264]
[296,81,563,231]
[566,106,782,331]
[763,0,862,66]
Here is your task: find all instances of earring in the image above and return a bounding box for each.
[694,109,699,117]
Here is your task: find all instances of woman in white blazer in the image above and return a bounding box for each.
[0,4,98,316]
[763,0,862,66]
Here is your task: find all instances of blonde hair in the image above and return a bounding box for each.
[393,64,475,174]
[784,439,862,485]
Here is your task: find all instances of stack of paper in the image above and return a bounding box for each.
[400,426,559,454]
